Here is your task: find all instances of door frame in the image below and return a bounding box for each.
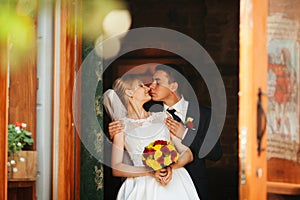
[239,0,268,199]
[0,41,9,200]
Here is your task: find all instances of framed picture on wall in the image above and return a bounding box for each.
[267,38,300,163]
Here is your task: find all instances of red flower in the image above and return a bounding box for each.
[185,117,195,130]
[171,150,178,160]
[157,156,164,164]
[145,148,154,153]
[186,121,194,129]
[161,146,170,154]
[143,148,149,153]
[15,122,22,127]
[154,140,167,146]
[143,148,155,157]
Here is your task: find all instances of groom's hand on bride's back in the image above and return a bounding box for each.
[108,120,124,140]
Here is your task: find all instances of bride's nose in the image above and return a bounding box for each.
[144,86,150,92]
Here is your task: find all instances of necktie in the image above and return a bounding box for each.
[167,108,182,123]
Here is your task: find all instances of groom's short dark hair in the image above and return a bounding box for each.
[155,63,185,94]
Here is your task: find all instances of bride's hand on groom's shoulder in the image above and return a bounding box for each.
[108,120,124,139]
[165,117,186,139]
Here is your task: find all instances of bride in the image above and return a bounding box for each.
[103,74,200,200]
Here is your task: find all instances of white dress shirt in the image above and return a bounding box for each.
[164,96,189,139]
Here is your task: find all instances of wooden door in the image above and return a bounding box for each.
[239,0,268,199]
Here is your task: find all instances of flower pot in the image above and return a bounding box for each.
[8,150,37,180]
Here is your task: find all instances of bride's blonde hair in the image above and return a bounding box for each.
[113,74,140,107]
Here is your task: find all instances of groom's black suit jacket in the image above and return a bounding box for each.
[183,101,222,200]
[145,100,223,200]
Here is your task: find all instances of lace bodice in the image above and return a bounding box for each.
[122,112,170,166]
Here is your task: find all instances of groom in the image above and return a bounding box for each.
[109,64,222,200]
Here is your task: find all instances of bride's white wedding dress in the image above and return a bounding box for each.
[116,112,200,200]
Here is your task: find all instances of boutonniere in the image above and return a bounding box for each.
[185,117,195,130]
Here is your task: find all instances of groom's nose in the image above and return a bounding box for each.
[149,82,156,90]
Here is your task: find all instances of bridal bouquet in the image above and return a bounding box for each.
[142,140,179,170]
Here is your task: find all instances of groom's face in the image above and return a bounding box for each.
[149,70,173,102]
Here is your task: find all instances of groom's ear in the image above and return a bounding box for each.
[170,82,178,92]
[125,89,134,98]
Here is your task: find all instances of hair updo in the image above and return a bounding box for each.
[112,74,140,106]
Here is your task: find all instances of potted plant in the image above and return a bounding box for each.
[7,122,37,180]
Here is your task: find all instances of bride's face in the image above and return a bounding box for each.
[131,80,151,103]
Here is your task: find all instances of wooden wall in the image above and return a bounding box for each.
[8,53,37,150]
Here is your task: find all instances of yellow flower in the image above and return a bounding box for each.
[146,160,161,170]
[154,150,162,160]
[185,117,193,123]
[174,154,179,162]
[164,156,172,166]
[168,144,176,151]
[153,144,162,151]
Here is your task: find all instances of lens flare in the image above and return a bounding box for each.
[102,9,131,36]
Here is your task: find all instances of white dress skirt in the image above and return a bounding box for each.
[116,112,200,200]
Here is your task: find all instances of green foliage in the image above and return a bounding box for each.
[8,123,34,153]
